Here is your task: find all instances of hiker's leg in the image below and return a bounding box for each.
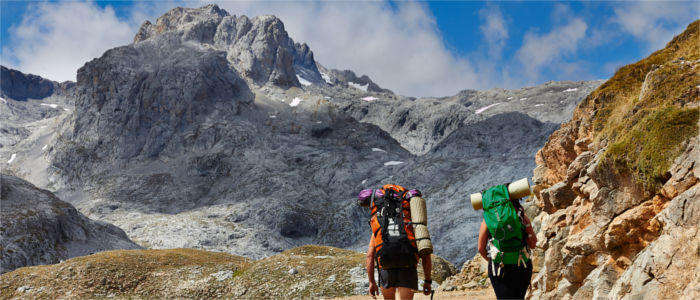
[380,287,396,300]
[397,287,414,300]
[487,262,509,299]
[511,261,533,299]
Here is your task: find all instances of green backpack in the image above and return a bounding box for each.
[482,184,528,266]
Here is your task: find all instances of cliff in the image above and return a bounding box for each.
[528,20,700,299]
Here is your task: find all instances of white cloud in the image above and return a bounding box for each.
[515,18,588,84]
[5,2,139,82]
[611,1,698,52]
[478,5,509,59]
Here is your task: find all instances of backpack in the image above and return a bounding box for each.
[481,184,529,267]
[369,184,419,269]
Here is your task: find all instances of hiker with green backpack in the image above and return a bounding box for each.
[476,184,537,300]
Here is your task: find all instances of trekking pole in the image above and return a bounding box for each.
[413,289,435,300]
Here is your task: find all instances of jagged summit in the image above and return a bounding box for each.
[132,4,318,88]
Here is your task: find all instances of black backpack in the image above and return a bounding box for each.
[369,184,419,269]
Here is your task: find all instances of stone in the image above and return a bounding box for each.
[541,182,577,213]
[566,151,593,183]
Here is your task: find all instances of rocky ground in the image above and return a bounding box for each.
[0,245,455,299]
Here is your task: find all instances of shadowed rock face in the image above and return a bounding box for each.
[1,4,601,270]
[0,174,141,274]
[1,66,55,101]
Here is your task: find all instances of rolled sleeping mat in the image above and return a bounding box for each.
[409,196,427,225]
[470,177,532,210]
[508,177,532,199]
[414,224,433,256]
[470,193,483,210]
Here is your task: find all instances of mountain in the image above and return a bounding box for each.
[0,174,141,274]
[0,4,600,270]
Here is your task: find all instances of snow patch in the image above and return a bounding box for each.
[269,115,277,119]
[520,98,528,101]
[42,145,48,151]
[384,161,404,166]
[362,96,378,102]
[349,82,369,92]
[0,97,6,103]
[63,108,70,112]
[40,103,59,109]
[316,121,322,124]
[563,88,578,92]
[290,97,302,107]
[507,97,514,100]
[361,179,367,185]
[321,73,332,84]
[475,103,501,114]
[7,153,17,164]
[296,75,311,86]
[372,148,386,153]
[535,104,544,107]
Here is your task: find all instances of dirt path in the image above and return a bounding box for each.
[327,288,495,300]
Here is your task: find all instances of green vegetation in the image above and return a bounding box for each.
[587,20,700,194]
[603,107,699,193]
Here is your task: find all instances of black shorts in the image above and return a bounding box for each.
[378,267,418,290]
[488,261,533,300]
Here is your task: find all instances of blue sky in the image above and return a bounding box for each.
[1,1,698,97]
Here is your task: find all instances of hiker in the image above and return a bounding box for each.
[361,185,432,300]
[477,187,537,300]
[367,237,431,299]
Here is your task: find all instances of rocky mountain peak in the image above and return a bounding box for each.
[134,4,229,43]
[133,5,319,88]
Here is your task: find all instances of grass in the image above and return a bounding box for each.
[603,107,699,193]
[1,245,456,299]
[581,20,700,194]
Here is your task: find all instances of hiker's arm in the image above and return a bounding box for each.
[478,220,489,261]
[421,253,432,294]
[522,214,537,249]
[366,237,378,298]
[366,239,376,284]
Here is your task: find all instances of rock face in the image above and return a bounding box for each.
[0,174,141,274]
[528,20,700,299]
[0,66,55,101]
[1,4,600,270]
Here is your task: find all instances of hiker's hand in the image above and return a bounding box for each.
[423,281,432,295]
[369,281,378,299]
